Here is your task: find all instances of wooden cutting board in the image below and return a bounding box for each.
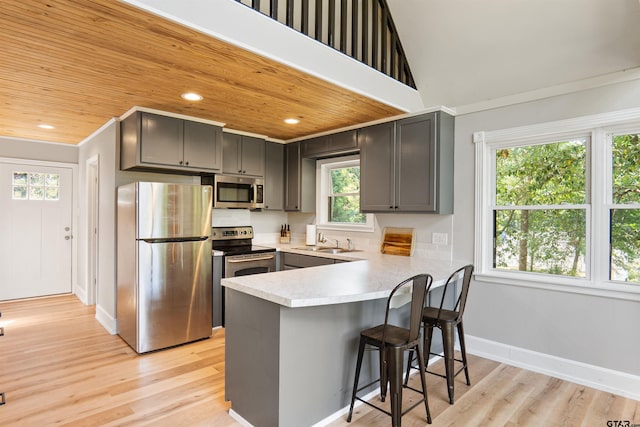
[380,227,415,256]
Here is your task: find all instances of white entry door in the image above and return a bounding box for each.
[0,161,73,300]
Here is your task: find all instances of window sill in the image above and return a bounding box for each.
[474,271,640,302]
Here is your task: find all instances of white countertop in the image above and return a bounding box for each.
[221,244,468,308]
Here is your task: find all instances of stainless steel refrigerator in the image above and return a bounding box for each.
[117,182,213,353]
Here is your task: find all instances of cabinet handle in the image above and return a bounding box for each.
[179,160,183,165]
[185,161,189,166]
[390,206,394,209]
[242,170,246,174]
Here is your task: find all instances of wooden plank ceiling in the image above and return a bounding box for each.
[0,0,403,145]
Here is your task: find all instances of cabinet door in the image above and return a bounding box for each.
[396,114,437,212]
[359,122,396,212]
[183,121,222,171]
[284,142,300,211]
[240,136,265,177]
[283,253,334,268]
[264,142,284,210]
[140,113,183,166]
[328,130,358,152]
[222,133,242,174]
[301,136,329,158]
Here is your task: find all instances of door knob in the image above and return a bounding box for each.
[65,235,72,240]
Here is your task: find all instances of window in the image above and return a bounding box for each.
[494,139,588,277]
[475,109,640,294]
[316,156,374,231]
[12,171,60,201]
[610,132,640,282]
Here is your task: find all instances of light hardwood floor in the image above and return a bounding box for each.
[1,295,638,426]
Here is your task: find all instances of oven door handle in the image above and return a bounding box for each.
[227,254,276,263]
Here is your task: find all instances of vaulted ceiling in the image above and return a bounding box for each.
[0,0,403,145]
[388,0,640,109]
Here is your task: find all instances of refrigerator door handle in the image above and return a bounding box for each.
[140,236,209,244]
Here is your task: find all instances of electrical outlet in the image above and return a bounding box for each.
[432,232,448,245]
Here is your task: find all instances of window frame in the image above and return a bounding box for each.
[316,155,374,232]
[474,108,640,300]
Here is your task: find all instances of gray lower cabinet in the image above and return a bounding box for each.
[301,129,359,159]
[222,133,265,177]
[360,111,454,213]
[282,252,337,269]
[212,255,223,327]
[263,142,284,210]
[285,142,315,212]
[121,111,222,173]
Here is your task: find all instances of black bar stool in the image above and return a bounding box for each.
[347,274,433,426]
[405,264,474,404]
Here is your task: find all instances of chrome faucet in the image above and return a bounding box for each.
[318,233,340,248]
[346,238,354,251]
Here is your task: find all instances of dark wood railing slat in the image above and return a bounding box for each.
[315,0,323,40]
[361,1,368,64]
[235,0,416,89]
[301,0,309,35]
[351,0,358,58]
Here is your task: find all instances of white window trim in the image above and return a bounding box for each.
[316,155,374,232]
[474,107,640,301]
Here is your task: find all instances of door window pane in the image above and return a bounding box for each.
[13,172,28,185]
[13,186,28,200]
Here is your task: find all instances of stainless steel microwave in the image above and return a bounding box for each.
[213,174,264,209]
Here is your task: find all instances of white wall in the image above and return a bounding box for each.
[452,79,640,381]
[0,137,78,164]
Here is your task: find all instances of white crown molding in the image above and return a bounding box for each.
[455,67,640,116]
[479,107,640,144]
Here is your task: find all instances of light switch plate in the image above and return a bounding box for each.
[432,232,448,245]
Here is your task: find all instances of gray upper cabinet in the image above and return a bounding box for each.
[360,111,454,213]
[359,121,396,212]
[285,142,315,212]
[183,120,223,170]
[222,133,265,177]
[121,111,222,173]
[301,129,359,159]
[264,142,284,210]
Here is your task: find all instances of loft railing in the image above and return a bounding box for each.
[235,0,416,89]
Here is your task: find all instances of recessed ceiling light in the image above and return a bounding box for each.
[37,124,55,129]
[284,118,300,125]
[181,92,203,101]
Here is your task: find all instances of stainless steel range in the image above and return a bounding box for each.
[212,226,276,325]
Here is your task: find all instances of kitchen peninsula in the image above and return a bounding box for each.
[223,249,467,427]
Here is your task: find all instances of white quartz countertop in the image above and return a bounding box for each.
[221,244,468,308]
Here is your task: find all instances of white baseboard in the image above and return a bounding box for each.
[74,286,88,305]
[228,409,254,427]
[465,335,640,401]
[311,388,381,427]
[95,304,117,335]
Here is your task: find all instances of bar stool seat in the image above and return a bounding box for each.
[347,274,433,427]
